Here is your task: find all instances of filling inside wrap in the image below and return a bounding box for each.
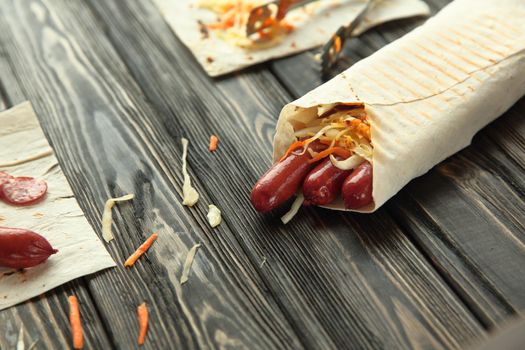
[198,0,295,48]
[251,103,374,214]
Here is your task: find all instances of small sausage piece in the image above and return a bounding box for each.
[0,171,13,188]
[302,156,352,206]
[1,177,47,206]
[251,142,325,212]
[0,227,58,269]
[342,161,373,209]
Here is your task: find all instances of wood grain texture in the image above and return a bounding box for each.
[84,0,485,348]
[0,1,304,349]
[270,0,525,330]
[0,281,113,349]
[2,0,522,349]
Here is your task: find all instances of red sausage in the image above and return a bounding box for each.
[251,142,326,212]
[0,171,13,188]
[342,161,373,209]
[0,227,58,269]
[1,177,47,206]
[302,156,352,206]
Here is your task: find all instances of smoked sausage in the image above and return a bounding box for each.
[302,156,352,206]
[251,142,325,212]
[0,227,58,269]
[341,161,373,209]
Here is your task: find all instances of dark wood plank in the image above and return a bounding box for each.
[270,0,525,329]
[84,0,487,348]
[0,50,25,107]
[0,281,113,349]
[0,1,304,349]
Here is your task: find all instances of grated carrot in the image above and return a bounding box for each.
[124,233,158,267]
[279,139,310,162]
[207,22,227,30]
[207,7,237,29]
[68,296,83,349]
[347,119,371,140]
[318,138,333,145]
[280,21,295,32]
[308,147,352,164]
[334,35,342,53]
[137,303,149,346]
[209,135,219,152]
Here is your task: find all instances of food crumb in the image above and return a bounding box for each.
[209,135,219,152]
[181,243,201,284]
[207,205,221,228]
[33,212,44,218]
[206,56,214,63]
[197,20,209,39]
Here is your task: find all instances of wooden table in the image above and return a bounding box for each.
[0,0,524,349]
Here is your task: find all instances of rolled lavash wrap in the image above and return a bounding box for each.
[270,0,525,214]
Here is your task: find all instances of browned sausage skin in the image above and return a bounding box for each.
[251,103,374,213]
[342,161,373,209]
[0,227,58,269]
[302,156,352,206]
[250,141,326,212]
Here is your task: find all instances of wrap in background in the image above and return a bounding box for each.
[153,0,430,76]
[0,102,115,310]
[273,0,525,212]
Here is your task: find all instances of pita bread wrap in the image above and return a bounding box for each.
[272,0,525,213]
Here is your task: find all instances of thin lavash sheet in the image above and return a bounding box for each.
[0,102,115,310]
[153,0,430,77]
[273,0,525,213]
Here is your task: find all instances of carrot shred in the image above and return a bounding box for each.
[124,233,159,267]
[308,147,352,164]
[209,135,219,152]
[137,303,149,346]
[68,296,83,350]
[334,35,342,53]
[318,138,332,145]
[206,22,226,30]
[207,7,237,30]
[347,118,371,141]
[280,21,295,32]
[279,139,310,162]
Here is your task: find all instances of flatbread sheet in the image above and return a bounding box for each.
[153,0,430,76]
[0,102,115,310]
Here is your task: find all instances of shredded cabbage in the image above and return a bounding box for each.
[198,0,290,48]
[207,204,222,228]
[17,326,24,350]
[353,142,373,162]
[281,193,304,224]
[181,138,199,207]
[180,243,201,285]
[294,125,323,138]
[102,194,135,242]
[290,104,372,164]
[330,154,364,171]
